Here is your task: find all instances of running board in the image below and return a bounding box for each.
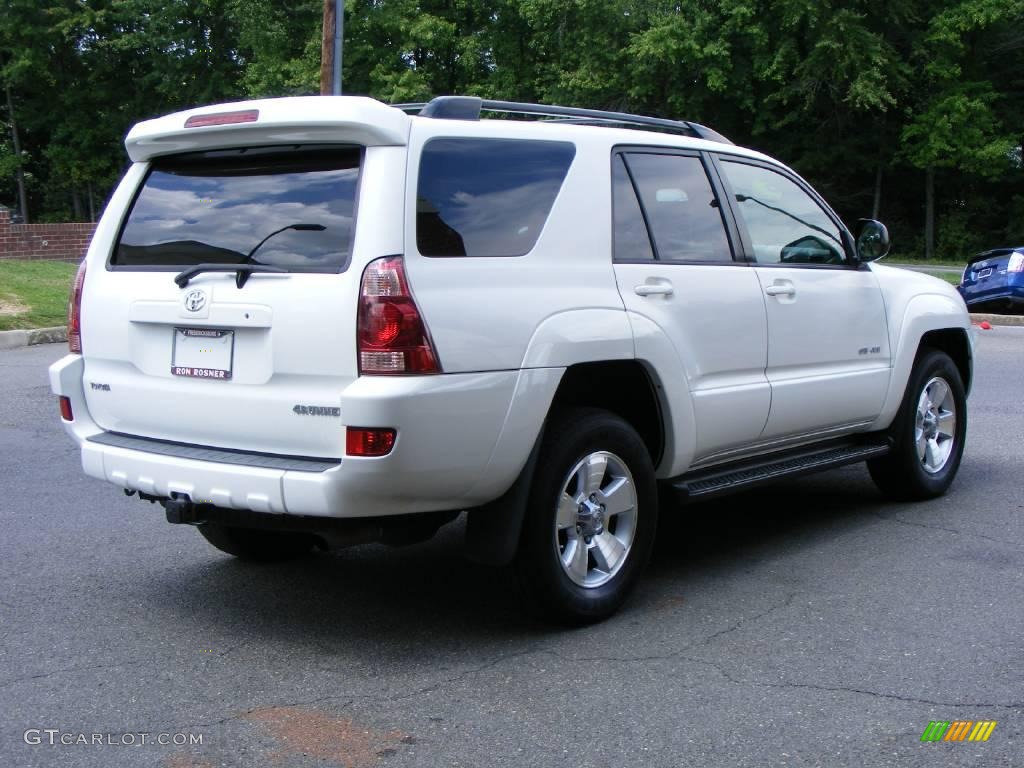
[668,437,891,502]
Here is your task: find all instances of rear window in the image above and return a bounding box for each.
[416,138,575,257]
[113,146,360,270]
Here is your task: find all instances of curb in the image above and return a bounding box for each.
[970,313,1024,327]
[0,326,67,350]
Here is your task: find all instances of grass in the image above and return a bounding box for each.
[885,256,966,268]
[883,259,963,285]
[0,260,79,331]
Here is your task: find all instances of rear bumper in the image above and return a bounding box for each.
[49,354,530,518]
[961,283,1024,308]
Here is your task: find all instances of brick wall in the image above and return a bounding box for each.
[0,207,97,262]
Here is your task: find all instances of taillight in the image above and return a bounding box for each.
[1009,252,1024,273]
[346,427,397,457]
[58,396,73,421]
[357,257,440,374]
[68,261,87,354]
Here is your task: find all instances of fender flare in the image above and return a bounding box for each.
[463,310,701,564]
[520,307,634,368]
[626,312,697,477]
[461,307,635,504]
[869,293,972,432]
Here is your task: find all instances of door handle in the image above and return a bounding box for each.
[634,282,674,297]
[765,284,796,297]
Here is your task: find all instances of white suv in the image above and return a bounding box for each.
[50,95,973,622]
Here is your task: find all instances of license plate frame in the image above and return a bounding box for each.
[171,327,234,381]
[977,267,993,279]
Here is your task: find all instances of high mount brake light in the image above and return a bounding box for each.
[184,109,259,128]
[357,257,441,375]
[68,261,86,354]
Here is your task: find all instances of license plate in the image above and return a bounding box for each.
[171,328,234,380]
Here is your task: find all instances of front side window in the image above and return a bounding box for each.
[622,153,733,263]
[114,146,360,269]
[720,160,846,265]
[416,138,575,257]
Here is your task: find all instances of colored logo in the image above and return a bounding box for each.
[920,721,997,742]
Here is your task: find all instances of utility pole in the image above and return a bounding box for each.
[4,82,29,224]
[320,0,343,95]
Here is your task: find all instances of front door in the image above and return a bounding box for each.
[716,157,891,441]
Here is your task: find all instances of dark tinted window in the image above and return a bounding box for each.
[114,146,360,269]
[612,155,654,260]
[720,160,845,265]
[417,138,575,257]
[624,153,732,262]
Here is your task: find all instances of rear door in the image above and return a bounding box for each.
[81,144,400,458]
[610,149,771,461]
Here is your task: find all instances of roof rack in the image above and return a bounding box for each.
[392,96,733,145]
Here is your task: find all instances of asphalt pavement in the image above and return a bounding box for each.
[1,332,1022,768]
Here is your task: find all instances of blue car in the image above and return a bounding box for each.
[958,247,1024,312]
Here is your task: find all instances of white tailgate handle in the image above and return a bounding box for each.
[634,281,674,297]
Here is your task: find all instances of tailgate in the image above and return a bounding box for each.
[82,271,360,457]
[80,143,392,458]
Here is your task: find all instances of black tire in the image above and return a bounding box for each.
[197,523,319,562]
[868,349,967,501]
[515,408,658,624]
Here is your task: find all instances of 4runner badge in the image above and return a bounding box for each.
[183,289,207,312]
[293,405,341,417]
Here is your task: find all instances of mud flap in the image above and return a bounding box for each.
[463,425,545,567]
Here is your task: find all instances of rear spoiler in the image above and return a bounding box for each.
[125,96,410,162]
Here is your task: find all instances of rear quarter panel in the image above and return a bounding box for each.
[401,121,629,374]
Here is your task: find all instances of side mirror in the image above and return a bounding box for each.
[780,235,843,265]
[854,219,891,262]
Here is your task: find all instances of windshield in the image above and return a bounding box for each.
[113,146,361,270]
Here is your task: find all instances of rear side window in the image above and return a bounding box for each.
[113,146,360,270]
[612,155,654,261]
[417,138,575,257]
[622,153,733,263]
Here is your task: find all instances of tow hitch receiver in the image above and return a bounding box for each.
[162,495,201,525]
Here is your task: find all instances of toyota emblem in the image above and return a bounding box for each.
[184,289,207,312]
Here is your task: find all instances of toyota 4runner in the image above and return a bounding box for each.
[50,95,974,622]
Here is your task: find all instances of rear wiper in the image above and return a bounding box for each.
[174,223,326,289]
[174,263,287,289]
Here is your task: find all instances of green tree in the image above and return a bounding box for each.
[232,0,321,96]
[1,0,1022,257]
[1,0,244,222]
[899,0,1022,258]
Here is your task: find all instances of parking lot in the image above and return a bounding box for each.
[1,331,1022,768]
